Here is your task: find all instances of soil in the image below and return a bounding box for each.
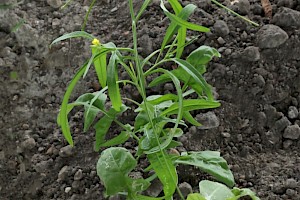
[1,0,300,199]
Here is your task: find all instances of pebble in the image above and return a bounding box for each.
[213,20,229,37]
[274,117,291,133]
[283,140,293,149]
[242,46,260,62]
[221,132,231,138]
[287,106,298,119]
[283,124,300,140]
[59,145,73,157]
[74,169,83,181]
[273,7,300,28]
[196,111,220,129]
[178,182,192,198]
[21,138,36,150]
[257,25,288,49]
[65,187,72,193]
[235,0,250,15]
[217,37,226,45]
[58,165,70,181]
[164,83,174,91]
[46,0,62,9]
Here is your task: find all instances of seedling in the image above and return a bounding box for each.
[52,0,260,199]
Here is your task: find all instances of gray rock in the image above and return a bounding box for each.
[285,178,298,189]
[74,169,83,181]
[273,7,300,28]
[47,0,62,9]
[58,165,70,181]
[196,111,220,129]
[213,20,229,37]
[178,182,193,198]
[65,187,72,193]
[242,46,260,61]
[21,138,36,150]
[59,145,73,157]
[221,132,231,138]
[288,106,298,119]
[283,140,293,149]
[283,124,300,140]
[257,25,288,49]
[274,116,291,133]
[144,178,163,197]
[217,37,226,45]
[164,83,174,91]
[235,0,250,15]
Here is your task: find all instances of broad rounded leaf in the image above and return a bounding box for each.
[97,147,137,196]
[199,180,234,200]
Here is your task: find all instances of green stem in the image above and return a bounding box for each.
[211,0,259,26]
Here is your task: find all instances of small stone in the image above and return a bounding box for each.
[235,0,250,15]
[196,111,220,129]
[59,145,73,157]
[286,178,298,189]
[178,182,193,198]
[47,0,62,9]
[274,116,291,133]
[221,132,231,138]
[65,187,72,193]
[72,180,81,189]
[257,25,288,49]
[283,140,293,149]
[214,20,229,37]
[74,169,83,181]
[21,138,36,150]
[283,124,300,140]
[273,7,300,28]
[242,46,260,61]
[217,37,226,45]
[288,106,298,119]
[58,165,70,181]
[164,83,174,91]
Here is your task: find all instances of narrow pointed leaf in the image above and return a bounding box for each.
[172,58,214,100]
[160,1,209,32]
[92,47,107,88]
[161,99,220,116]
[99,131,130,148]
[107,52,122,111]
[147,151,178,198]
[51,31,94,46]
[183,111,202,126]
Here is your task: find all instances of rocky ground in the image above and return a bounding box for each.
[0,0,300,199]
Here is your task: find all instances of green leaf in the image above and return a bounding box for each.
[107,52,122,111]
[167,0,182,14]
[134,195,164,200]
[175,151,235,187]
[92,47,107,88]
[99,131,130,148]
[161,4,195,51]
[93,108,118,151]
[51,31,94,46]
[171,58,214,100]
[161,99,220,116]
[97,147,137,196]
[58,61,89,146]
[129,178,151,193]
[187,193,206,200]
[183,111,202,126]
[229,188,260,200]
[187,46,221,72]
[199,180,234,200]
[160,1,209,32]
[176,27,187,58]
[147,151,178,198]
[136,0,152,21]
